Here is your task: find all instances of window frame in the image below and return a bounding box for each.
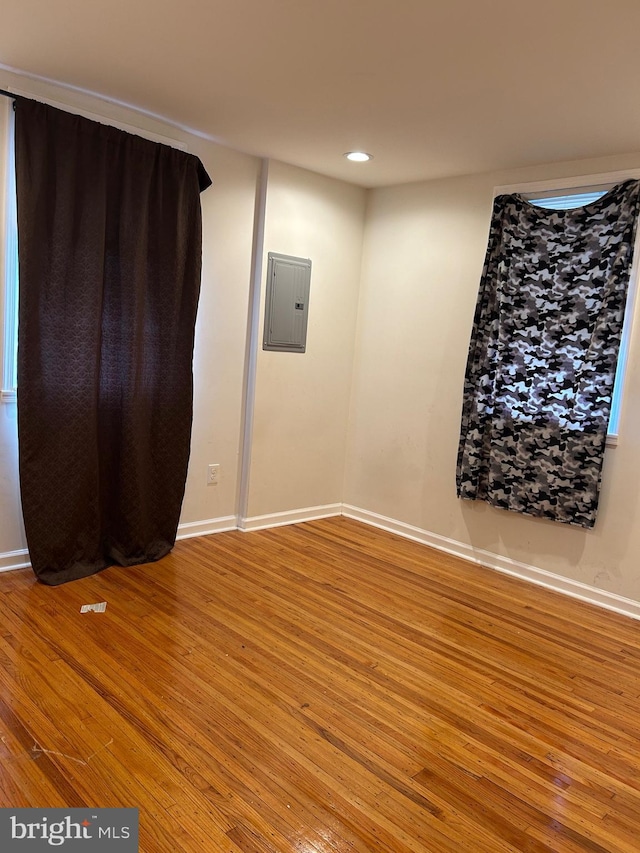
[1,97,16,403]
[493,169,640,446]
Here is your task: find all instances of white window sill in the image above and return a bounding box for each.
[1,389,16,403]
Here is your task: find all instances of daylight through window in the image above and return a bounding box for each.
[1,97,17,403]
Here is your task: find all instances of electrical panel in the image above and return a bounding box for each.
[263,253,311,352]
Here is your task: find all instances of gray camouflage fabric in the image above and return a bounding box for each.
[457,180,640,528]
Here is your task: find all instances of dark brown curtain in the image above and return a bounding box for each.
[15,99,211,585]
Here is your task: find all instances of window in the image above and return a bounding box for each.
[494,173,640,445]
[0,94,189,405]
[1,97,16,403]
[525,190,607,210]
[458,178,640,526]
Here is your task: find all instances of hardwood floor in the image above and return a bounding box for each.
[1,517,639,851]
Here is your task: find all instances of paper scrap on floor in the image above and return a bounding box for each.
[80,602,107,613]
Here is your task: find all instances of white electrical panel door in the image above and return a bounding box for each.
[263,253,311,352]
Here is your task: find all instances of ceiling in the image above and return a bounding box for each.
[2,0,640,187]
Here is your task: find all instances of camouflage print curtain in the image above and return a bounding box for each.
[456,180,640,528]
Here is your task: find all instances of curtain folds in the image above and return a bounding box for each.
[15,99,211,584]
[457,180,640,528]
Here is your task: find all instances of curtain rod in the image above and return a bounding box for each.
[0,88,22,108]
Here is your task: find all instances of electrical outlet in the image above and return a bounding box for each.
[207,463,220,485]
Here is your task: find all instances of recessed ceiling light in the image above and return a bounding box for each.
[344,151,373,162]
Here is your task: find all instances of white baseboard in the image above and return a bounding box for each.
[0,548,30,573]
[176,515,238,540]
[239,503,342,532]
[0,518,237,575]
[342,504,640,623]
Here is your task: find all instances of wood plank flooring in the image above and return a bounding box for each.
[1,516,640,851]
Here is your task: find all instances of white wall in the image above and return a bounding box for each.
[180,139,259,533]
[345,153,640,606]
[245,160,366,522]
[0,404,23,564]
